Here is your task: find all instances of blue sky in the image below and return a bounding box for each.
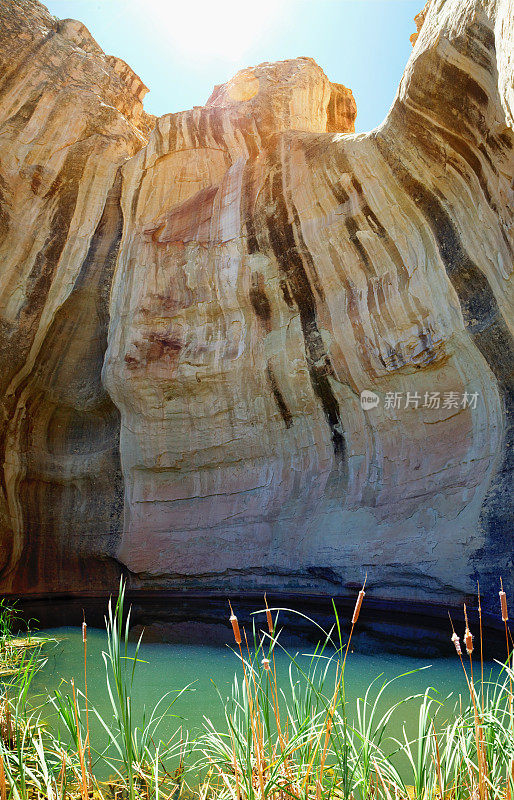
[45,0,421,132]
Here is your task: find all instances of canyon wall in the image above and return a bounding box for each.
[0,0,153,591]
[0,0,512,609]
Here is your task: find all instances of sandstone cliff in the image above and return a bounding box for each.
[0,0,153,590]
[0,0,512,611]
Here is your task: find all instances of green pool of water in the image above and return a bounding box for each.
[29,626,491,783]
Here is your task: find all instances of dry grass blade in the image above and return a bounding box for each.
[71,677,89,800]
[0,751,6,800]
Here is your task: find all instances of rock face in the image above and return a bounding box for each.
[0,0,153,591]
[0,0,512,610]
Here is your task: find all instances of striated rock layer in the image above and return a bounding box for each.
[0,0,512,611]
[0,0,153,591]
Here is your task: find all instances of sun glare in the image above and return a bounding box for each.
[146,0,288,63]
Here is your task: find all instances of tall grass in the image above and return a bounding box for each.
[0,601,45,678]
[198,584,514,800]
[0,579,513,799]
[0,580,189,799]
[95,579,190,798]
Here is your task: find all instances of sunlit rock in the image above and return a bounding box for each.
[0,0,152,591]
[0,0,512,610]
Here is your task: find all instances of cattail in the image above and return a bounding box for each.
[82,621,87,643]
[262,657,270,671]
[264,594,273,634]
[228,602,241,645]
[452,632,462,656]
[352,589,365,625]
[463,604,473,655]
[500,585,509,623]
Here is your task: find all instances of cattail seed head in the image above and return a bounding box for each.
[228,602,241,645]
[262,657,270,671]
[451,632,462,656]
[82,621,87,643]
[500,590,508,622]
[352,590,365,625]
[264,594,273,634]
[266,609,273,634]
[462,604,473,655]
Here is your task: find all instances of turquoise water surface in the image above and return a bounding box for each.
[26,624,490,783]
